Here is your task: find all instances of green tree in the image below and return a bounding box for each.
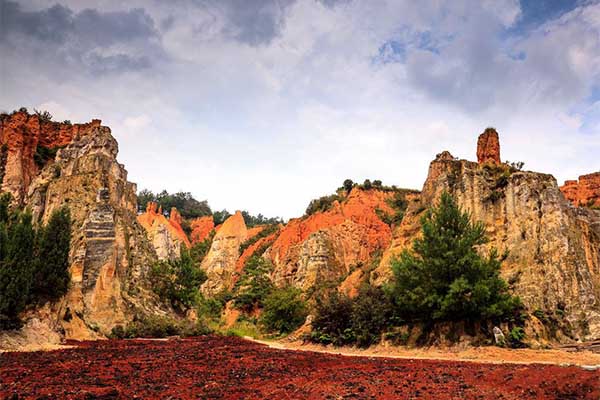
[343,179,354,193]
[363,179,372,190]
[150,248,207,311]
[31,207,72,302]
[233,255,274,312]
[391,192,521,322]
[260,286,307,334]
[0,212,35,328]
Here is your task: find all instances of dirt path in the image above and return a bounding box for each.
[250,337,600,367]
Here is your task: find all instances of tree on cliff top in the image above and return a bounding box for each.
[391,192,521,322]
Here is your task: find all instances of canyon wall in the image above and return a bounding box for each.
[137,202,191,260]
[560,172,600,208]
[0,112,165,348]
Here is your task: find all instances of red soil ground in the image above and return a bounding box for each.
[1,335,598,399]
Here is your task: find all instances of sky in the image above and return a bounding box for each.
[1,0,599,219]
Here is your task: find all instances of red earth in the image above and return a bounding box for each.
[1,335,598,399]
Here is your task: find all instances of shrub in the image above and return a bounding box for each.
[239,224,279,254]
[305,194,342,215]
[260,286,307,334]
[343,179,354,193]
[311,291,354,346]
[390,191,522,323]
[508,326,526,348]
[350,285,393,347]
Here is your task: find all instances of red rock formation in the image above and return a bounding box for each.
[235,231,279,274]
[137,202,190,258]
[190,215,215,243]
[560,172,600,208]
[266,188,399,290]
[0,110,102,202]
[476,128,501,164]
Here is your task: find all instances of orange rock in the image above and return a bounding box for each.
[246,225,266,241]
[235,231,279,274]
[137,203,190,250]
[477,128,501,164]
[190,215,215,243]
[0,110,101,202]
[560,172,600,208]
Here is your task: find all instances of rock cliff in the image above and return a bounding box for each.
[560,172,600,208]
[374,137,600,340]
[265,188,400,292]
[1,114,165,348]
[0,111,102,203]
[201,211,248,295]
[476,128,501,164]
[137,202,191,260]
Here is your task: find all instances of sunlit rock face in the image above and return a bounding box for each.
[0,111,102,203]
[560,172,600,208]
[200,211,248,295]
[137,202,190,260]
[374,135,600,340]
[476,128,501,164]
[24,122,165,341]
[190,215,215,243]
[263,188,400,293]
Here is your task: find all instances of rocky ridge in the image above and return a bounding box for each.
[560,172,600,208]
[0,113,165,349]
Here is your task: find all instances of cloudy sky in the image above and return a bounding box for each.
[1,0,599,219]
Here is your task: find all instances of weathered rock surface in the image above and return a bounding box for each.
[265,188,399,292]
[374,145,600,340]
[560,172,600,208]
[201,211,248,295]
[477,128,501,164]
[0,111,102,203]
[190,215,215,243]
[137,202,190,260]
[1,116,165,346]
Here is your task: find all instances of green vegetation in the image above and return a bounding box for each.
[239,224,279,254]
[233,255,274,312]
[376,190,411,226]
[311,286,393,347]
[34,109,53,122]
[305,193,343,215]
[0,193,72,329]
[259,286,307,334]
[137,189,212,219]
[390,192,521,322]
[150,248,207,312]
[34,145,63,169]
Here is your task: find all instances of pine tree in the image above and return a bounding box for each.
[32,207,72,302]
[0,212,35,328]
[391,191,521,322]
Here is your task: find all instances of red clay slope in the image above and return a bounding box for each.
[1,336,597,399]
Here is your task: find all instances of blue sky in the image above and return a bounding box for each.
[1,0,599,218]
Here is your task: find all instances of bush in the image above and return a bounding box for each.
[311,291,355,346]
[508,326,526,348]
[260,286,307,334]
[311,286,393,347]
[305,194,342,215]
[390,191,522,323]
[239,224,279,254]
[350,286,393,347]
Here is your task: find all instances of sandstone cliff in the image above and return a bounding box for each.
[0,111,102,203]
[264,188,403,293]
[373,137,600,340]
[137,202,191,260]
[560,172,600,208]
[201,211,248,295]
[1,114,165,348]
